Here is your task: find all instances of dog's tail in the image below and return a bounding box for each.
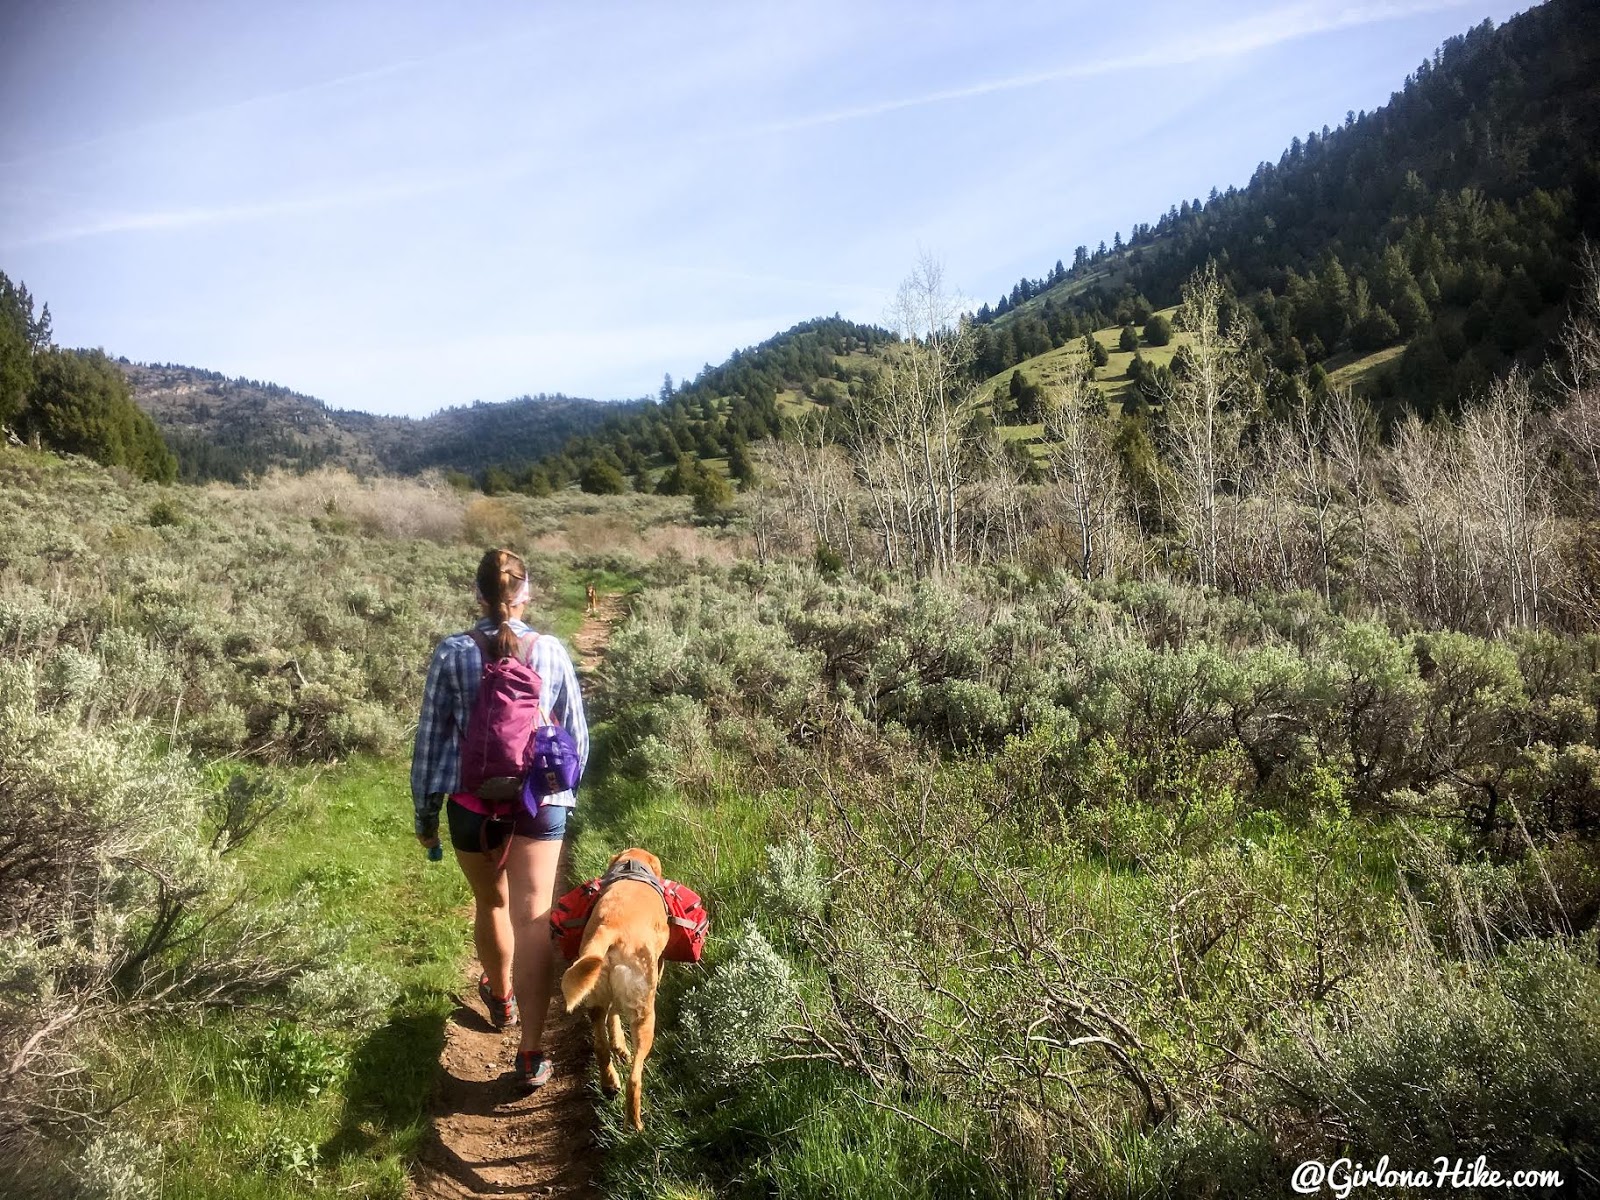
[561,932,614,1011]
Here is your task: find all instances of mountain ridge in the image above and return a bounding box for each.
[39,0,1600,493]
[120,359,634,482]
[969,0,1600,415]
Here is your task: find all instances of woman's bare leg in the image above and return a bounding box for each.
[455,848,512,999]
[506,834,564,1052]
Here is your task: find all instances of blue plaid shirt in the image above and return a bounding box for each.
[410,618,589,836]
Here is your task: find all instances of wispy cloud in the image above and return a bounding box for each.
[0,61,416,173]
[0,174,465,249]
[752,0,1476,135]
[0,21,551,173]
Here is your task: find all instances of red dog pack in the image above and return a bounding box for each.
[550,875,709,963]
[661,880,709,962]
[550,878,603,960]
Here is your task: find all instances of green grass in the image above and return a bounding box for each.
[996,421,1046,443]
[775,387,815,418]
[120,757,465,1199]
[562,748,1006,1200]
[979,307,1188,414]
[109,564,617,1198]
[1324,342,1408,392]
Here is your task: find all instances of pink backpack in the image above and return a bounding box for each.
[459,629,542,807]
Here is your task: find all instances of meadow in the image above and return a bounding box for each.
[0,456,663,1198]
[5,257,1600,1200]
[979,308,1189,413]
[582,562,1600,1198]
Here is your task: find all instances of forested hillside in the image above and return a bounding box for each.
[13,3,1599,497]
[123,362,629,483]
[973,0,1600,416]
[0,275,175,481]
[509,0,1600,499]
[509,316,893,503]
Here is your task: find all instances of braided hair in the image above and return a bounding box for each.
[474,547,529,658]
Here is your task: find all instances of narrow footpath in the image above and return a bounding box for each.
[410,593,629,1200]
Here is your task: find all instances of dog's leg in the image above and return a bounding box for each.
[590,1006,620,1096]
[625,1001,656,1131]
[608,1010,630,1062]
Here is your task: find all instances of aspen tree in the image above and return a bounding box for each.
[1160,263,1254,588]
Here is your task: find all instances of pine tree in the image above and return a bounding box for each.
[728,437,757,487]
[24,349,176,481]
[0,271,40,428]
[580,459,627,494]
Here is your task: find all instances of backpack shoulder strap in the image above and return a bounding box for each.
[465,627,494,663]
[517,630,539,665]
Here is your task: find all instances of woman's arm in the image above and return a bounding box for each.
[410,641,456,836]
[540,635,589,779]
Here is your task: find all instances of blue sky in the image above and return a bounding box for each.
[0,0,1531,416]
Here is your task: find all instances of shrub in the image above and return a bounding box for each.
[75,1129,161,1200]
[678,922,797,1083]
[0,664,335,1154]
[463,496,521,545]
[1314,622,1427,808]
[40,644,101,714]
[758,835,827,930]
[0,588,61,649]
[689,467,735,519]
[1261,938,1600,1174]
[287,962,399,1035]
[580,460,627,495]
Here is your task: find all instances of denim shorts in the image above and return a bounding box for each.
[445,797,567,853]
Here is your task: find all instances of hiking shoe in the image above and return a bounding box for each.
[478,973,516,1029]
[513,1049,552,1091]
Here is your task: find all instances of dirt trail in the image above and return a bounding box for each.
[410,593,628,1200]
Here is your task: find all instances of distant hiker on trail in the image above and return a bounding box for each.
[411,547,590,1091]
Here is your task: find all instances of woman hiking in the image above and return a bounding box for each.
[410,547,589,1090]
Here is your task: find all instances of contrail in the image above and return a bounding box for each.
[752,0,1481,135]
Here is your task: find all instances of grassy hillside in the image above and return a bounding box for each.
[979,307,1187,405]
[1322,342,1409,392]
